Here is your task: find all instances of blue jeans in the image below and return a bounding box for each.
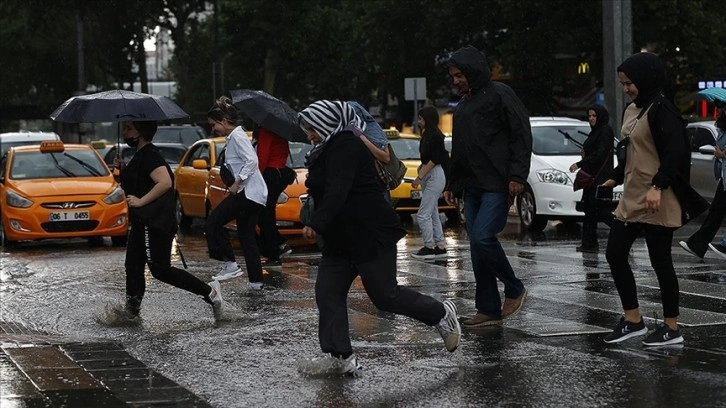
[464,188,524,318]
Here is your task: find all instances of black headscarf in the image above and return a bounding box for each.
[617,52,666,108]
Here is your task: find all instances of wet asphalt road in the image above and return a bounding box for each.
[1,214,725,407]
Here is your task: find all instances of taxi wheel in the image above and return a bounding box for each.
[0,218,18,247]
[176,195,192,231]
[517,188,548,232]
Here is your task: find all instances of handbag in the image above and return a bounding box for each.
[133,188,177,234]
[376,145,407,190]
[218,149,236,187]
[573,152,610,192]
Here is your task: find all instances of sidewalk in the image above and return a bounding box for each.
[0,321,210,407]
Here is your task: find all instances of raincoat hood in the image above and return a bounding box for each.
[448,46,491,94]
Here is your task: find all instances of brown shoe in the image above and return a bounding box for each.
[462,313,502,328]
[501,288,528,319]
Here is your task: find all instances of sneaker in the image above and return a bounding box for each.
[501,288,527,319]
[432,247,448,259]
[462,313,502,328]
[435,299,461,352]
[576,245,599,253]
[262,258,282,267]
[278,243,292,258]
[680,241,704,259]
[642,322,684,346]
[297,354,362,377]
[212,262,243,281]
[411,246,437,259]
[247,281,264,291]
[603,316,648,344]
[208,280,223,321]
[101,303,142,327]
[708,243,726,259]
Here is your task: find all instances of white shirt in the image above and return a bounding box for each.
[226,126,267,206]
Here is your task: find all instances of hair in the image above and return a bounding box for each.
[207,96,240,125]
[132,121,158,141]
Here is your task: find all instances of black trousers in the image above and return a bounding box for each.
[581,187,614,247]
[258,168,289,260]
[315,246,445,355]
[125,222,211,313]
[207,192,264,283]
[605,219,680,318]
[687,180,726,257]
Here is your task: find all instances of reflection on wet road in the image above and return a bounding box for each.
[1,215,725,407]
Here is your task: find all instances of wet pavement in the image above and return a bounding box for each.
[1,215,725,407]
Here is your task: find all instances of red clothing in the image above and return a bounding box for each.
[256,128,289,172]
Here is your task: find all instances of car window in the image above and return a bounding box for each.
[388,138,421,160]
[532,125,590,155]
[11,150,109,179]
[288,142,312,168]
[690,127,715,152]
[157,146,186,165]
[184,143,210,166]
[154,127,205,146]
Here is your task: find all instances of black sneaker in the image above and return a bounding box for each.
[262,258,282,267]
[679,241,704,259]
[642,322,684,346]
[411,247,437,259]
[278,243,292,258]
[603,316,648,344]
[708,243,726,259]
[433,247,448,258]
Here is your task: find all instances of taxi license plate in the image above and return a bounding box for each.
[49,211,90,221]
[613,192,623,201]
[410,190,422,200]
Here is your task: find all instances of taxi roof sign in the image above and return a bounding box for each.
[39,140,65,153]
[384,128,399,139]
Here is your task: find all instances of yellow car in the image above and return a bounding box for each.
[386,130,457,219]
[0,141,128,245]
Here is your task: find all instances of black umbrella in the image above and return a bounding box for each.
[230,89,307,143]
[50,89,189,123]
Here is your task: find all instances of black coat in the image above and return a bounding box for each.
[577,104,614,186]
[305,131,405,261]
[448,46,532,194]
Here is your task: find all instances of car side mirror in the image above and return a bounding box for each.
[699,145,716,155]
[192,159,209,170]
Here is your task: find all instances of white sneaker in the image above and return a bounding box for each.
[679,241,703,259]
[435,299,461,352]
[297,354,362,377]
[212,262,243,281]
[208,280,223,321]
[247,282,264,291]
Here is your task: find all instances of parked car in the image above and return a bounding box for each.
[1,131,60,156]
[103,142,187,172]
[173,137,227,228]
[386,129,458,220]
[205,141,312,235]
[517,117,623,231]
[153,125,207,148]
[686,120,719,202]
[0,141,128,245]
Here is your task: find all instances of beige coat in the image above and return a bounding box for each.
[613,104,682,227]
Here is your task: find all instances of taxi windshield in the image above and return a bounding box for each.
[10,150,109,180]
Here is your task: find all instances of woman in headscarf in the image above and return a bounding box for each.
[569,104,614,253]
[296,100,460,376]
[599,52,691,346]
[411,106,449,259]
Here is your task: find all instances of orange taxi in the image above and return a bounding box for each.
[0,141,128,245]
[206,141,312,235]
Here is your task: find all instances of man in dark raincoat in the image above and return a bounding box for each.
[443,45,532,327]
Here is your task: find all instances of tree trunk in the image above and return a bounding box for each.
[263,48,279,95]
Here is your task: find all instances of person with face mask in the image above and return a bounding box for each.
[679,99,726,259]
[108,120,223,325]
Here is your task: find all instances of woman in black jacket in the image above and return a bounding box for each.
[296,100,460,376]
[569,104,614,252]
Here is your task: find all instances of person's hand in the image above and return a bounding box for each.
[412,177,421,189]
[569,163,578,172]
[113,155,125,171]
[229,180,240,195]
[126,195,141,208]
[443,191,455,206]
[509,181,524,197]
[715,146,726,159]
[602,179,617,188]
[646,186,661,211]
[302,226,317,240]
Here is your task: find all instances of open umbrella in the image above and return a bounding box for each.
[697,87,726,104]
[50,89,189,123]
[230,89,307,143]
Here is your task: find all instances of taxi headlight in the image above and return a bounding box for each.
[277,192,289,204]
[535,169,571,185]
[103,186,125,204]
[6,190,33,208]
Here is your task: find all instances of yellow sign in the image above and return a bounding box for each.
[578,62,590,74]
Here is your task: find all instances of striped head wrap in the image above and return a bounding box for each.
[298,100,365,144]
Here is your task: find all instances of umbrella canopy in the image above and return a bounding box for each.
[50,89,188,123]
[697,87,726,104]
[230,89,307,143]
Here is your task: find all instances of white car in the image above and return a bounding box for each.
[517,117,623,231]
[686,121,719,202]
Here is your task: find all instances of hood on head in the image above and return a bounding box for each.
[448,45,491,92]
[617,52,666,107]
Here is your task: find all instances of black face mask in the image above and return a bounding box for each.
[124,137,139,148]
